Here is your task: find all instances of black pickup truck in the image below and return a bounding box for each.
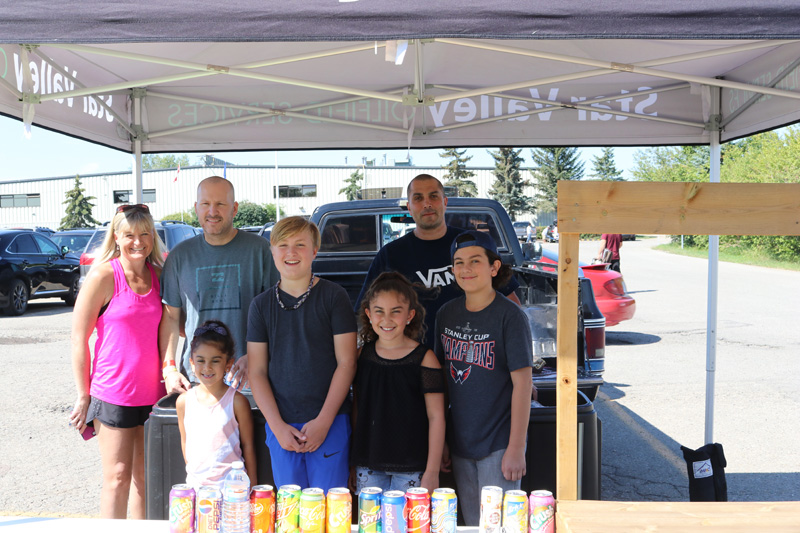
[309,197,606,400]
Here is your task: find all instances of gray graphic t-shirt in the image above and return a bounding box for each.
[161,231,279,382]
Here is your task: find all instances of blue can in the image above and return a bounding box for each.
[359,487,383,533]
[382,491,407,533]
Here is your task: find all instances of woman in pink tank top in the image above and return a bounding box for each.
[68,204,166,519]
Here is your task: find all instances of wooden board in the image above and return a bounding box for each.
[554,500,800,532]
[557,182,800,236]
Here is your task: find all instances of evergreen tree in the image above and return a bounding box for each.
[529,147,585,212]
[488,147,534,221]
[339,169,364,201]
[440,148,478,197]
[590,147,624,181]
[60,175,100,229]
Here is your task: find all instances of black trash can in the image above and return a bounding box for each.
[520,389,601,500]
[144,393,275,520]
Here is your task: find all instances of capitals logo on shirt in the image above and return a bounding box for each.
[441,322,495,385]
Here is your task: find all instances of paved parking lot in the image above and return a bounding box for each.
[1,236,797,516]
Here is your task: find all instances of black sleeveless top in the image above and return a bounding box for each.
[351,341,445,472]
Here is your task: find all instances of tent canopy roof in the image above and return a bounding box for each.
[2,0,800,43]
[1,1,799,153]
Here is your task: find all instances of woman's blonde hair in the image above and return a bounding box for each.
[94,207,165,268]
[270,216,321,249]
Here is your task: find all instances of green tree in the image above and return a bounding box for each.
[161,209,199,227]
[339,169,364,201]
[590,147,624,181]
[630,146,710,182]
[142,154,190,170]
[60,175,100,229]
[488,147,534,221]
[529,147,584,212]
[233,201,272,227]
[440,148,478,197]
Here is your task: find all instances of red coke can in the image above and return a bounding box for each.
[405,487,430,533]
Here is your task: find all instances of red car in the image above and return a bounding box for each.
[534,248,636,327]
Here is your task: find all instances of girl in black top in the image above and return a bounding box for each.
[351,272,446,494]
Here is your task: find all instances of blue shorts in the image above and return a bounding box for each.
[265,414,351,491]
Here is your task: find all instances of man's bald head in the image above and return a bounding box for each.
[406,174,444,199]
[197,176,235,202]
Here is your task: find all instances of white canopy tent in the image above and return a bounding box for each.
[2,0,799,501]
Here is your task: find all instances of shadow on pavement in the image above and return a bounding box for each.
[606,331,661,346]
[0,300,73,319]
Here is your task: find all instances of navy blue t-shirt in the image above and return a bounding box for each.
[356,226,519,349]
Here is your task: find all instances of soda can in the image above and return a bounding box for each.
[502,490,528,533]
[277,484,302,533]
[479,486,503,533]
[528,491,555,533]
[381,490,406,533]
[251,485,276,533]
[300,488,326,533]
[431,488,456,533]
[327,487,353,533]
[169,484,196,533]
[196,485,222,533]
[405,487,430,533]
[358,487,382,533]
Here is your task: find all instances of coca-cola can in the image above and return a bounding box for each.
[528,490,555,533]
[299,487,326,533]
[405,487,430,533]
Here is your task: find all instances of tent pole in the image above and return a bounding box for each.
[132,89,144,204]
[705,86,722,445]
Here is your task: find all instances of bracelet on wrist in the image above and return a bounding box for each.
[162,360,177,369]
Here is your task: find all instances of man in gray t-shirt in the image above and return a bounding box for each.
[159,176,279,392]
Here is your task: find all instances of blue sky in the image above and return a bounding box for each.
[0,114,640,182]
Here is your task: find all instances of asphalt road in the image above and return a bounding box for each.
[1,237,798,517]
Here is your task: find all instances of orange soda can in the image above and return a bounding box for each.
[251,485,276,533]
[326,488,352,533]
[299,487,326,533]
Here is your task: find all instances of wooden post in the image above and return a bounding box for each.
[556,231,580,500]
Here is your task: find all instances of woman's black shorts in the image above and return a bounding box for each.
[86,397,153,429]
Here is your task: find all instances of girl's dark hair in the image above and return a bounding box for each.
[358,272,426,345]
[486,249,513,290]
[190,320,235,361]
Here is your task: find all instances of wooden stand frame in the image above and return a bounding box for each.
[555,181,800,499]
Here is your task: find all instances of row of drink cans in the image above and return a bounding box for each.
[480,487,555,533]
[170,483,554,533]
[358,487,457,533]
[169,483,332,533]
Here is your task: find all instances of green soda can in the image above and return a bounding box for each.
[277,484,302,533]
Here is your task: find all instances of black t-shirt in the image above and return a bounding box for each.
[351,341,445,472]
[356,226,519,349]
[247,278,357,423]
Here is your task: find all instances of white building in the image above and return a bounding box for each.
[0,165,553,229]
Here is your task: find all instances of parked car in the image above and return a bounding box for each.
[513,220,534,241]
[79,220,200,289]
[51,228,96,260]
[0,229,80,315]
[309,198,606,399]
[535,247,636,327]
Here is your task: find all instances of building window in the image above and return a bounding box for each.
[0,193,40,208]
[113,189,156,203]
[275,185,317,198]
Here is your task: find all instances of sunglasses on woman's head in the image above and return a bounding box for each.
[116,203,150,214]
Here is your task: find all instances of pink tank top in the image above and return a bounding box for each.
[90,258,165,406]
[184,386,243,489]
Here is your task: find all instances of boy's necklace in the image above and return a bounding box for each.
[275,275,316,310]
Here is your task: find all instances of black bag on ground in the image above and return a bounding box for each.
[680,442,728,501]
